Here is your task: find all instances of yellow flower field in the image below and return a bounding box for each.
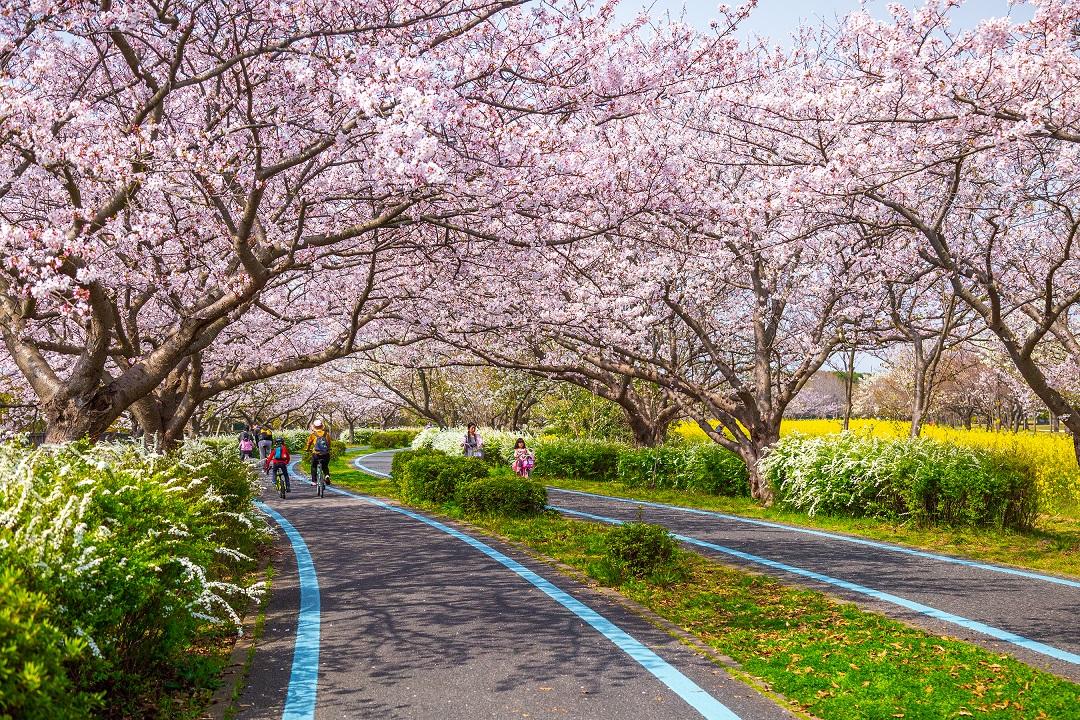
[672,419,1080,516]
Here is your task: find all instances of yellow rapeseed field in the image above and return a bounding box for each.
[672,419,1080,515]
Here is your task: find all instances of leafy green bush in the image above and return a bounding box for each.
[369,429,420,449]
[616,445,748,496]
[763,433,1039,530]
[455,469,547,515]
[533,439,622,482]
[0,440,267,718]
[597,521,686,584]
[0,566,95,719]
[390,447,438,483]
[400,454,488,504]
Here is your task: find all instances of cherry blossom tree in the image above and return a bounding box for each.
[1,0,670,442]
[791,0,1080,460]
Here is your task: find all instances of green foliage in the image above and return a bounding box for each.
[536,384,633,442]
[368,429,420,449]
[0,441,267,718]
[532,438,623,482]
[0,566,95,720]
[763,433,1039,530]
[389,448,436,483]
[597,521,686,584]
[455,469,547,516]
[616,444,748,496]
[399,453,488,504]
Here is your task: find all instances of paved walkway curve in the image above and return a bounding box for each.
[544,487,1080,680]
[356,450,1080,678]
[238,454,795,720]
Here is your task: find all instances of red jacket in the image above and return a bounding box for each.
[264,445,291,472]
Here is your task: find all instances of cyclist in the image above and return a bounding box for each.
[264,437,292,493]
[305,419,332,487]
[257,425,274,463]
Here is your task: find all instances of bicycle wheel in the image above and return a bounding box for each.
[278,475,286,499]
[317,468,324,498]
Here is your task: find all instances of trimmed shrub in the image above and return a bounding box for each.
[533,438,622,482]
[390,447,439,483]
[601,521,684,580]
[400,454,488,504]
[455,470,547,515]
[763,433,1039,530]
[616,444,748,496]
[369,429,420,449]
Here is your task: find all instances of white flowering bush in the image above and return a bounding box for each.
[0,440,269,718]
[411,427,532,465]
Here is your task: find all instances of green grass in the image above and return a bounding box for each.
[330,449,1080,719]
[545,477,1080,579]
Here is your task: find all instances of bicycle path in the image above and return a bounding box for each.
[237,460,796,719]
[545,487,1080,680]
[356,450,1080,679]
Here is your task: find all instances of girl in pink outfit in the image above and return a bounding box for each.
[511,437,535,478]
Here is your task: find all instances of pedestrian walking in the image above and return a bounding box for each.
[462,424,483,458]
[239,428,255,460]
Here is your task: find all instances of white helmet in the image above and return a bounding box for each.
[313,419,324,429]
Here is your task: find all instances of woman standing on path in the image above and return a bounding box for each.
[511,437,535,478]
[463,424,483,458]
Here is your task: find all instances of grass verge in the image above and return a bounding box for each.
[543,477,1080,579]
[331,450,1080,719]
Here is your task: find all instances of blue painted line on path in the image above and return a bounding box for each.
[352,454,392,478]
[325,483,741,720]
[254,501,321,720]
[549,488,1080,589]
[553,506,1080,666]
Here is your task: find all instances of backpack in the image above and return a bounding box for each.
[261,428,272,440]
[240,438,253,451]
[274,445,284,460]
[314,434,330,454]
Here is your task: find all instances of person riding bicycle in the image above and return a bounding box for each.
[257,425,274,462]
[264,437,292,493]
[305,419,332,487]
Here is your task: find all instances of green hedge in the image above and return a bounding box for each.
[455,469,547,515]
[615,444,748,496]
[532,439,623,482]
[762,434,1039,530]
[369,429,420,449]
[0,440,267,718]
[400,454,488,504]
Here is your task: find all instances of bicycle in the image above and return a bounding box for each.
[314,460,326,498]
[274,467,287,499]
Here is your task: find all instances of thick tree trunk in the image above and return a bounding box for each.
[41,388,123,443]
[626,412,667,447]
[736,426,779,505]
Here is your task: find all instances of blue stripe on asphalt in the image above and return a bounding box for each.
[255,501,321,720]
[352,455,391,478]
[553,506,1080,666]
[325,484,741,720]
[549,488,1080,589]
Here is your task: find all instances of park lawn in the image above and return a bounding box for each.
[543,476,1080,579]
[330,450,1080,720]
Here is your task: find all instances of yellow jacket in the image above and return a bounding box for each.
[306,429,331,455]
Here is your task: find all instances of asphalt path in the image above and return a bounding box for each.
[544,487,1080,680]
[357,450,1080,679]
[237,455,795,720]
